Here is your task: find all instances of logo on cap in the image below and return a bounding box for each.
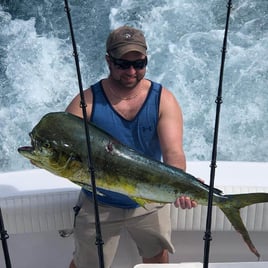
[124,33,132,39]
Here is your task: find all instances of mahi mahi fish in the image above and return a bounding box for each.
[18,112,268,259]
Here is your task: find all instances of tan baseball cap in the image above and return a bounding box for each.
[106,26,147,58]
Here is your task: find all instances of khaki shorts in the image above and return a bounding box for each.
[72,190,174,268]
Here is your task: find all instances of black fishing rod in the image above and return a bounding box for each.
[0,208,12,268]
[63,1,104,267]
[203,1,232,267]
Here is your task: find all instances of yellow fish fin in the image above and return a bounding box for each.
[131,196,154,207]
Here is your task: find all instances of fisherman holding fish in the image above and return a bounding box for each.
[18,23,267,265]
[66,26,197,267]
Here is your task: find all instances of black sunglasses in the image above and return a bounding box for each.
[109,55,147,70]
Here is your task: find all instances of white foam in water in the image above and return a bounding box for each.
[0,0,267,172]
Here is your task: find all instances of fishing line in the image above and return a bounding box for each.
[0,208,12,268]
[203,1,233,267]
[63,1,104,267]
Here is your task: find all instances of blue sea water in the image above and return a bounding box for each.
[0,0,267,172]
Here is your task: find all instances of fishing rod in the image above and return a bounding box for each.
[203,1,232,267]
[63,1,104,267]
[0,208,12,268]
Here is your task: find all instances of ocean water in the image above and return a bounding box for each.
[0,0,267,172]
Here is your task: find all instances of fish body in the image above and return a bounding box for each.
[18,112,268,259]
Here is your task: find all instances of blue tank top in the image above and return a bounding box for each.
[83,80,162,208]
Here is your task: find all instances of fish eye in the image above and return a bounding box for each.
[43,142,50,148]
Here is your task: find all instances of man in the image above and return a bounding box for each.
[67,25,197,268]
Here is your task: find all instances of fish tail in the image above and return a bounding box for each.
[219,192,268,260]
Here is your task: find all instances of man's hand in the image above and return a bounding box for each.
[174,196,197,209]
[174,178,205,209]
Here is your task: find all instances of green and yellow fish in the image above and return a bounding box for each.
[18,112,268,259]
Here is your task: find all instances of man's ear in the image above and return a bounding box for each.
[105,54,112,69]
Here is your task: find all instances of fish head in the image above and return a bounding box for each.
[18,112,86,178]
[18,132,68,170]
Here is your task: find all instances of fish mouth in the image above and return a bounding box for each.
[18,131,37,157]
[18,146,35,157]
[18,145,41,165]
[18,132,47,164]
[18,142,58,170]
[18,131,47,159]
